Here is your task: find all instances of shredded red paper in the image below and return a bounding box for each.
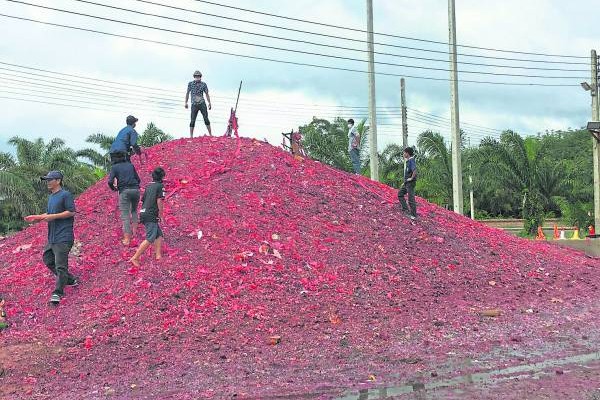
[1,136,599,398]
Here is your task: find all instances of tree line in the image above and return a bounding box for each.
[0,123,172,234]
[1,117,591,236]
[300,117,592,235]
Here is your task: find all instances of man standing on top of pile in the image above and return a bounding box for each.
[185,70,212,138]
[108,157,141,246]
[347,119,361,174]
[24,171,79,305]
[109,115,142,164]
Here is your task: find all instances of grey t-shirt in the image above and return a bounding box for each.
[187,80,208,105]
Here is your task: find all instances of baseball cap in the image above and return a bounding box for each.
[193,70,202,77]
[40,171,64,181]
[126,115,138,125]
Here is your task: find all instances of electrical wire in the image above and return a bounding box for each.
[408,108,503,132]
[4,1,587,80]
[0,63,511,135]
[188,0,588,59]
[0,13,579,87]
[62,0,590,72]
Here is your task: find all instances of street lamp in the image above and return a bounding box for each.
[581,81,593,92]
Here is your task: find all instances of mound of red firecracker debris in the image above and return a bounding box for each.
[1,136,600,399]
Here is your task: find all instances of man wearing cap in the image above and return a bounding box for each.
[25,171,79,305]
[185,70,212,138]
[109,115,142,164]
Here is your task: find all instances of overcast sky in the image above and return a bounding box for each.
[0,0,597,153]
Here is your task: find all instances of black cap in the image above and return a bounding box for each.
[126,115,138,125]
[40,170,64,180]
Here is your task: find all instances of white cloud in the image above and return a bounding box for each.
[0,0,596,155]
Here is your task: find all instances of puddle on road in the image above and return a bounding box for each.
[336,351,600,399]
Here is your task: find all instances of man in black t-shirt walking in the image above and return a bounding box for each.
[185,70,212,138]
[129,167,166,267]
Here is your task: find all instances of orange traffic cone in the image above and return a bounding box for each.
[553,224,559,240]
[535,226,546,240]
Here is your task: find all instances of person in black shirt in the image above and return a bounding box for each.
[129,167,166,267]
[108,159,141,245]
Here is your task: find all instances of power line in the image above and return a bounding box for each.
[407,109,503,133]
[188,0,587,59]
[407,115,503,139]
[0,93,295,131]
[0,78,405,125]
[0,62,510,134]
[0,71,404,118]
[0,60,381,110]
[5,1,587,80]
[0,13,579,87]
[64,0,589,72]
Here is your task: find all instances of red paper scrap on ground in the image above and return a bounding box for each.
[1,137,600,399]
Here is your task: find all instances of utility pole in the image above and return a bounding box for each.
[448,0,463,214]
[401,78,408,149]
[469,164,475,220]
[591,50,600,230]
[366,0,379,181]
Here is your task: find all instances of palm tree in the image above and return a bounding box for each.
[478,131,566,234]
[76,133,115,171]
[301,117,355,172]
[378,144,405,188]
[138,122,173,147]
[417,130,454,208]
[0,136,97,216]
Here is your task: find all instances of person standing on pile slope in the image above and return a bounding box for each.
[24,171,79,305]
[108,158,141,246]
[185,70,212,138]
[398,147,417,221]
[347,119,361,174]
[129,167,166,267]
[110,115,142,164]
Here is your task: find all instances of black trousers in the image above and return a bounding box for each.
[398,180,417,217]
[190,102,210,127]
[43,242,75,296]
[110,151,129,164]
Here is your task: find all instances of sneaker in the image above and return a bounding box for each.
[67,277,79,287]
[50,293,61,304]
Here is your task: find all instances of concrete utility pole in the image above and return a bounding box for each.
[401,78,408,149]
[366,0,379,181]
[469,164,475,220]
[591,50,600,230]
[448,0,463,214]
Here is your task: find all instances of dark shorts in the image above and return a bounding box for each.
[144,222,163,243]
[190,102,210,127]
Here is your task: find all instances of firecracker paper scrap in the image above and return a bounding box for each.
[1,136,600,398]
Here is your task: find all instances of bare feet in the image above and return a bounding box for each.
[129,257,140,267]
[155,254,162,261]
